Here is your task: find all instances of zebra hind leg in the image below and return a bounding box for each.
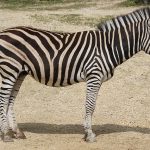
[7,72,27,139]
[0,127,2,140]
[0,74,18,142]
[84,76,101,142]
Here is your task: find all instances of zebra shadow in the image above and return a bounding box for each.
[19,123,150,135]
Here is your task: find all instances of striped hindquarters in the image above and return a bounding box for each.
[0,27,98,86]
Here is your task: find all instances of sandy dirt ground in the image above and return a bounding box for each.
[0,0,150,150]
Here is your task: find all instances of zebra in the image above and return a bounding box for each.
[0,7,150,143]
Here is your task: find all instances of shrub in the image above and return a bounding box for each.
[127,0,149,4]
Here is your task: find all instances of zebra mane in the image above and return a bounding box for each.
[97,7,150,31]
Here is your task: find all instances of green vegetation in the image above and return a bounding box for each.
[0,0,95,10]
[120,0,150,6]
[31,14,113,28]
[0,0,62,9]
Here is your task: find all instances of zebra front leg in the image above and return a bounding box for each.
[84,77,101,142]
[7,73,27,139]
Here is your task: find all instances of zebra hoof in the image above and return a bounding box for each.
[0,131,2,140]
[84,132,96,143]
[2,132,14,142]
[15,129,26,139]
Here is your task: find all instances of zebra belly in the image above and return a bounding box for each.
[28,66,85,87]
[50,71,85,87]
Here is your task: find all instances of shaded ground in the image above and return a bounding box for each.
[0,0,150,150]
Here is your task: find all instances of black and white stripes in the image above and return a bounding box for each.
[0,7,150,142]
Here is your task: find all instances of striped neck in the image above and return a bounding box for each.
[97,7,150,66]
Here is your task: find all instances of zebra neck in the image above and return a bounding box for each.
[106,23,142,67]
[97,7,150,68]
